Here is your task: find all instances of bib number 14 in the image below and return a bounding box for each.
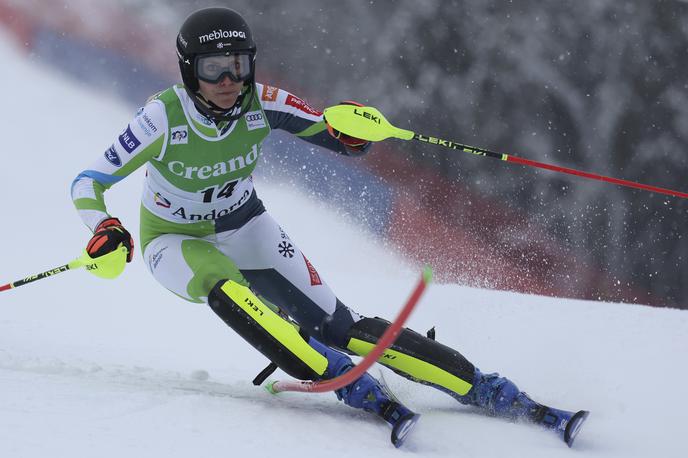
[201,180,238,203]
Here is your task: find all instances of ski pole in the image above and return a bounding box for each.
[0,246,128,292]
[323,104,688,199]
[266,266,432,394]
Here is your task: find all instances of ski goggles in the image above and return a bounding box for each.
[196,53,253,84]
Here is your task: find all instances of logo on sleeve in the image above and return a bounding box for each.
[245,110,266,131]
[104,145,122,167]
[261,85,279,102]
[285,94,322,116]
[136,112,159,137]
[170,125,189,145]
[118,126,141,153]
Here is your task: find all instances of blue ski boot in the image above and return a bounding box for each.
[455,368,589,447]
[309,338,420,448]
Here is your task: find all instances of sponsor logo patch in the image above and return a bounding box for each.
[303,255,322,286]
[168,145,258,180]
[261,85,279,102]
[285,94,322,116]
[193,112,213,126]
[118,126,141,153]
[244,110,266,131]
[170,190,251,221]
[104,145,121,167]
[170,125,188,145]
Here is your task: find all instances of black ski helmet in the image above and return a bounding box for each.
[176,7,257,122]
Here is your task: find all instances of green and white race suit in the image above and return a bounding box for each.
[71,83,363,343]
[70,84,481,400]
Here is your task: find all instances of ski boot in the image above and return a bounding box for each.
[309,338,420,448]
[456,368,589,447]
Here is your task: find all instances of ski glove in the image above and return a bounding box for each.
[86,217,134,262]
[325,101,371,154]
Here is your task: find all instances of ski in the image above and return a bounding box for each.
[378,370,420,448]
[564,410,590,447]
[532,403,590,447]
[391,410,421,448]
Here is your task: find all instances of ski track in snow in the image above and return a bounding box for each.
[1,34,687,458]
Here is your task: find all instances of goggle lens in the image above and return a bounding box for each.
[196,53,252,83]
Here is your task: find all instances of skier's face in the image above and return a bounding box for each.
[198,76,244,109]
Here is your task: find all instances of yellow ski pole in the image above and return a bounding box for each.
[1,246,128,292]
[323,104,688,199]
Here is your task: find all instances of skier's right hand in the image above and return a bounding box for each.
[86,217,134,262]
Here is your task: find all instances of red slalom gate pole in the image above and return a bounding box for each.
[266,267,432,394]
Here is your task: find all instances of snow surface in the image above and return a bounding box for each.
[1,34,687,458]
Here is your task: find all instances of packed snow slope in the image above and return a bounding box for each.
[1,35,686,458]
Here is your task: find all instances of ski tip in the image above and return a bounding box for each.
[391,413,421,448]
[564,410,590,448]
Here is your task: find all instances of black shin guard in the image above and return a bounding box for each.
[208,280,328,381]
[346,317,476,396]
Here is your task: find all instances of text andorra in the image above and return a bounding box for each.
[171,189,251,221]
[168,145,258,179]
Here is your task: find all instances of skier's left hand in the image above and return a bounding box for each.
[325,101,371,153]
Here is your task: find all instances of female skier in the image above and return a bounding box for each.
[72,7,588,448]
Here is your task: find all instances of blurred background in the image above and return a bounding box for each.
[1,0,686,308]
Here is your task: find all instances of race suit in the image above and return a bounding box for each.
[70,83,585,434]
[71,83,478,399]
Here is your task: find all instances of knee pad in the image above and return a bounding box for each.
[345,317,476,396]
[208,280,328,380]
